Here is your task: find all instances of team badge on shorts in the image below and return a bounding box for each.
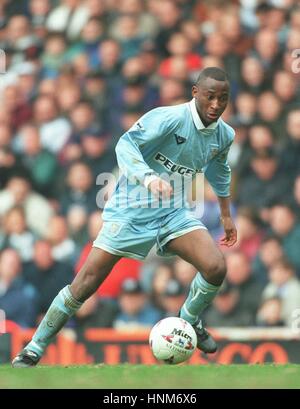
[109,222,123,237]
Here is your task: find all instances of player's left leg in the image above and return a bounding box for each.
[167,229,226,353]
[12,248,120,367]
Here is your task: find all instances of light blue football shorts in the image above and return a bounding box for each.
[93,208,206,260]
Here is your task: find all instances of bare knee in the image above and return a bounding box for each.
[202,255,227,286]
[70,248,120,302]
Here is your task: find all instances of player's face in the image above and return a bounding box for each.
[192,78,229,126]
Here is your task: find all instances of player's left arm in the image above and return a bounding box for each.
[203,137,237,247]
[218,195,237,247]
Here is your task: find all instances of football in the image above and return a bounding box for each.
[149,317,197,364]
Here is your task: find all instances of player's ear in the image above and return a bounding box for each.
[192,85,198,98]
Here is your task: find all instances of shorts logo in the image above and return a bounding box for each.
[154,152,199,176]
[109,222,122,236]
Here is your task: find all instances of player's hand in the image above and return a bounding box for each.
[219,216,237,247]
[148,177,173,199]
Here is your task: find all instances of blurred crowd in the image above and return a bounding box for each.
[0,0,300,335]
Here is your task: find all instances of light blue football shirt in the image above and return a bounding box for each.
[103,98,235,223]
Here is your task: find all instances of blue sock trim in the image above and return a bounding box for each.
[59,285,83,312]
[195,273,220,292]
[26,286,82,357]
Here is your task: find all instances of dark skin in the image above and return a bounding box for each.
[193,78,237,248]
[71,76,237,301]
[192,77,229,127]
[151,77,237,249]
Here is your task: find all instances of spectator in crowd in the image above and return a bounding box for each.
[292,175,300,217]
[80,129,115,179]
[3,14,40,66]
[82,71,110,123]
[32,94,72,155]
[75,293,118,338]
[251,28,281,78]
[68,101,100,145]
[46,215,76,265]
[19,123,59,197]
[0,147,26,189]
[280,110,300,178]
[110,0,159,39]
[14,61,38,103]
[218,11,253,58]
[261,258,300,327]
[0,124,12,150]
[160,279,187,318]
[158,77,187,105]
[153,0,182,57]
[0,175,53,236]
[1,84,33,132]
[256,297,284,327]
[148,262,174,310]
[225,251,263,321]
[158,31,202,79]
[56,83,81,116]
[29,0,51,34]
[236,125,276,178]
[233,92,257,126]
[252,235,285,285]
[41,33,68,78]
[0,248,39,327]
[237,149,292,211]
[46,0,89,41]
[1,206,35,262]
[60,161,98,215]
[77,17,105,69]
[233,207,264,261]
[273,70,298,111]
[204,280,251,327]
[97,39,122,82]
[240,57,267,95]
[113,279,161,330]
[256,91,285,142]
[268,204,300,273]
[23,240,74,315]
[111,14,146,62]
[67,205,89,248]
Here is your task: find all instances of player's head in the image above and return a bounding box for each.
[192,67,229,126]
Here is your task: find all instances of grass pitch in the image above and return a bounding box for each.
[0,364,300,389]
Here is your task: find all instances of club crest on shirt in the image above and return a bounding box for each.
[210,148,219,158]
[208,143,220,160]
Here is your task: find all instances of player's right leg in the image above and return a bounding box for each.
[12,248,120,367]
[166,229,226,353]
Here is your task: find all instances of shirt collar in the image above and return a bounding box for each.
[188,98,219,130]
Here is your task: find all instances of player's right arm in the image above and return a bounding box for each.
[115,107,178,197]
